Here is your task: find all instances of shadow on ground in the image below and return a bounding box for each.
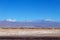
[0,37,60,40]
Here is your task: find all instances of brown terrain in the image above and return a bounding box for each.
[0,28,60,40]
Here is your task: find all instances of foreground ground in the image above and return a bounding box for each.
[0,37,60,40]
[0,28,60,40]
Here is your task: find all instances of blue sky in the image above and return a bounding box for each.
[0,0,60,21]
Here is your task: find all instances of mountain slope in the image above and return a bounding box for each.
[0,20,60,28]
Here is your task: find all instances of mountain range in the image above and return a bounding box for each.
[0,20,60,28]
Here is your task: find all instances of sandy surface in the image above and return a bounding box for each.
[0,28,60,37]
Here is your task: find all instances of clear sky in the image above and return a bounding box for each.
[0,0,60,21]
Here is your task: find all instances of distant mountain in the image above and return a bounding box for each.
[0,20,60,28]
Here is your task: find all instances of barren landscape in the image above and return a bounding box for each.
[0,28,60,40]
[0,28,60,37]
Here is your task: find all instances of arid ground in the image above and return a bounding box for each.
[0,28,60,40]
